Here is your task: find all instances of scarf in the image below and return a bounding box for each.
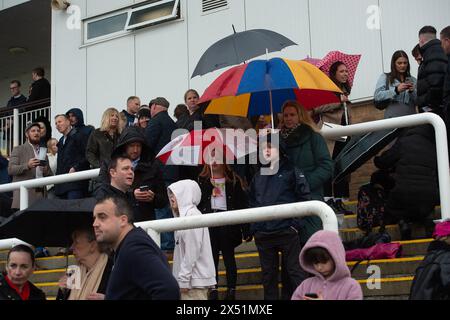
[281,124,300,139]
[5,275,30,300]
[68,253,109,300]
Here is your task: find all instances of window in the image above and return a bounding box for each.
[126,0,180,30]
[202,0,228,13]
[83,0,181,45]
[86,12,128,40]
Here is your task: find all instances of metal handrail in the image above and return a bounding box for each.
[320,113,450,222]
[0,201,337,250]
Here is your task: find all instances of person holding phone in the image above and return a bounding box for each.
[374,50,418,118]
[7,122,52,211]
[291,230,362,300]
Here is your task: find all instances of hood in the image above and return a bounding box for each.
[167,180,201,217]
[299,230,350,282]
[112,126,153,160]
[420,39,444,54]
[66,108,85,127]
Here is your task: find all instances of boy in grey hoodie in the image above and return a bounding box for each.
[168,180,216,300]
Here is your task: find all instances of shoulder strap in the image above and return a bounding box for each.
[385,73,390,90]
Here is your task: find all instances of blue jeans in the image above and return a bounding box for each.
[155,205,175,251]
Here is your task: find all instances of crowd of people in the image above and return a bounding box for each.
[0,25,450,301]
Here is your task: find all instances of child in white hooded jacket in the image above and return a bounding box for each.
[168,179,216,300]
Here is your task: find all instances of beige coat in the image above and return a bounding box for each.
[8,143,52,209]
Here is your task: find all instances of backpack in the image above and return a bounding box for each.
[356,183,387,234]
[374,73,391,110]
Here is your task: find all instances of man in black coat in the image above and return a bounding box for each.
[374,125,439,239]
[28,67,50,102]
[440,27,450,127]
[99,126,167,222]
[93,196,179,300]
[145,97,179,252]
[54,114,90,199]
[416,26,448,115]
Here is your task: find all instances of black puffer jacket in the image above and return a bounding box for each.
[417,39,448,113]
[198,175,250,247]
[374,125,439,219]
[410,240,450,300]
[99,127,167,222]
[0,273,46,300]
[444,54,450,108]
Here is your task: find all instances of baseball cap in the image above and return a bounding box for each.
[25,121,41,132]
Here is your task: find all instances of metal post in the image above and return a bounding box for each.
[13,108,19,147]
[146,229,161,248]
[20,185,29,211]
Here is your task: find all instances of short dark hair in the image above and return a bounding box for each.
[10,80,21,87]
[96,196,134,224]
[419,26,437,36]
[32,67,45,77]
[441,26,450,39]
[303,247,332,265]
[7,244,35,267]
[108,154,132,172]
[411,44,421,58]
[127,96,139,103]
[72,227,110,254]
[174,104,189,120]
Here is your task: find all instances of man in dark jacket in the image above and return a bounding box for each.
[417,26,448,115]
[6,80,27,108]
[145,97,179,252]
[93,196,179,300]
[99,126,167,222]
[94,155,136,207]
[66,108,94,142]
[440,26,450,129]
[28,67,50,102]
[410,221,450,300]
[54,114,90,199]
[120,96,141,127]
[374,125,439,240]
[249,137,310,300]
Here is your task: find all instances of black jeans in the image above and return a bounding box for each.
[209,226,238,289]
[255,228,307,300]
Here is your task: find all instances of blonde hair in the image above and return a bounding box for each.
[100,108,121,133]
[281,100,319,132]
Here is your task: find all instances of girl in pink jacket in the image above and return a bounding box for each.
[291,230,363,300]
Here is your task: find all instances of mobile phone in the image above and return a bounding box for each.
[139,185,150,192]
[304,293,318,298]
[39,160,48,166]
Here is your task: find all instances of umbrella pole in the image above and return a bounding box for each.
[343,102,349,126]
[269,89,275,130]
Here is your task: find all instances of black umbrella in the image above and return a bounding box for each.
[333,129,400,183]
[191,27,297,78]
[0,198,96,247]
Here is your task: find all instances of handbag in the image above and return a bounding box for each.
[374,73,391,110]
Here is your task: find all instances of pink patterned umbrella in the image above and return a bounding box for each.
[302,56,321,67]
[316,51,361,88]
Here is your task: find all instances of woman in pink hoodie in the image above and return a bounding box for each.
[291,230,363,300]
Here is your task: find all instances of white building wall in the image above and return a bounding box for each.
[50,0,448,134]
[0,0,29,11]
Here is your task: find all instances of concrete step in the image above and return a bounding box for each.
[215,276,414,300]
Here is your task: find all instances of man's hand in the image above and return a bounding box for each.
[27,158,40,169]
[87,293,105,300]
[180,288,189,294]
[69,167,76,173]
[134,189,155,202]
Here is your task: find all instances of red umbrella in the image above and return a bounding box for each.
[156,128,257,166]
[315,51,361,88]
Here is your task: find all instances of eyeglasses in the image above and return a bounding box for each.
[10,86,18,90]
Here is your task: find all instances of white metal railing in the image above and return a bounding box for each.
[320,113,450,222]
[0,104,50,155]
[0,201,337,250]
[0,113,448,241]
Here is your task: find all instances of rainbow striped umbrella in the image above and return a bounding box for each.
[200,57,343,119]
